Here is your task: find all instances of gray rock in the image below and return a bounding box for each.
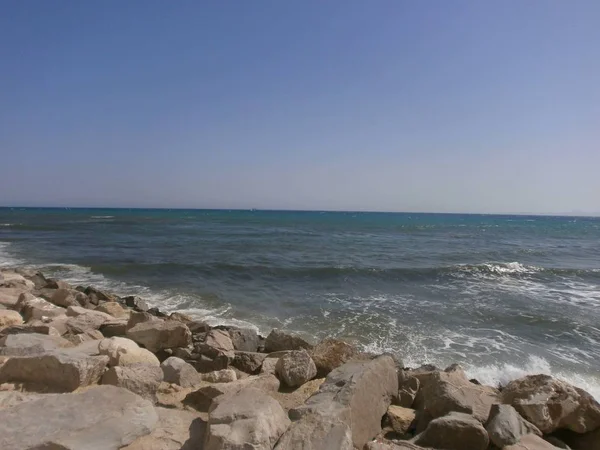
[205,387,290,450]
[0,332,73,356]
[126,320,192,353]
[265,328,313,353]
[229,327,259,352]
[276,355,398,450]
[503,433,563,449]
[276,349,317,387]
[0,385,157,450]
[84,286,118,303]
[101,363,163,401]
[414,411,489,450]
[232,351,267,374]
[161,356,203,387]
[310,338,357,377]
[194,354,230,373]
[45,278,72,290]
[486,404,542,447]
[397,373,420,408]
[123,295,149,311]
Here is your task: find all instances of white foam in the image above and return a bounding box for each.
[90,216,114,219]
[0,242,24,267]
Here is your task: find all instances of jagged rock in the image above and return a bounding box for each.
[502,374,600,434]
[126,320,192,353]
[276,349,317,387]
[388,405,417,434]
[310,338,357,377]
[228,327,259,352]
[168,311,194,323]
[205,387,290,450]
[194,354,230,373]
[64,329,104,344]
[0,272,34,290]
[17,295,66,321]
[100,319,128,337]
[265,328,313,353]
[184,374,280,412]
[84,286,118,304]
[50,288,88,308]
[188,319,211,334]
[196,329,235,359]
[65,307,112,334]
[0,350,109,391]
[123,295,149,311]
[232,351,267,374]
[0,333,73,356]
[366,440,428,449]
[45,279,72,290]
[202,368,237,383]
[0,385,157,450]
[0,288,25,309]
[128,310,160,329]
[161,356,203,387]
[414,411,489,450]
[485,404,542,447]
[95,301,128,318]
[66,305,114,320]
[0,310,23,328]
[20,270,48,289]
[98,336,160,367]
[0,322,62,338]
[101,363,163,401]
[259,351,291,375]
[276,356,398,450]
[504,434,563,449]
[397,373,420,408]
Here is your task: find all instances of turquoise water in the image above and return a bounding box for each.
[1,208,599,395]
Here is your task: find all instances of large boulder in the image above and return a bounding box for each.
[276,356,398,450]
[0,310,23,328]
[366,441,428,449]
[0,332,73,356]
[98,336,160,367]
[397,373,420,408]
[485,404,542,447]
[414,411,490,450]
[265,328,313,353]
[276,349,317,387]
[128,310,160,328]
[95,301,128,318]
[0,385,157,449]
[17,295,66,321]
[0,288,25,309]
[502,374,600,434]
[229,327,259,352]
[0,350,109,391]
[387,405,417,434]
[100,319,129,337]
[101,363,163,401]
[310,338,357,377]
[196,329,235,359]
[503,434,563,449]
[416,367,499,423]
[205,387,290,450]
[50,288,88,308]
[233,351,267,374]
[0,272,34,290]
[126,320,192,353]
[161,356,203,387]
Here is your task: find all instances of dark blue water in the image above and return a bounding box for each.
[1,208,599,395]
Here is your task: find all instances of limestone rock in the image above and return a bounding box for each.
[277,356,398,450]
[95,301,128,318]
[203,368,237,383]
[205,387,290,450]
[101,363,163,401]
[98,336,160,367]
[0,350,109,391]
[485,403,542,447]
[261,353,284,375]
[388,405,417,434]
[100,319,129,337]
[276,349,317,387]
[161,356,203,387]
[503,375,600,434]
[0,310,23,328]
[50,288,88,308]
[0,332,73,356]
[128,310,160,328]
[232,351,267,374]
[414,411,489,450]
[0,385,157,450]
[196,329,235,359]
[127,320,192,353]
[366,441,429,450]
[265,328,313,353]
[0,272,34,290]
[310,338,357,377]
[64,328,104,344]
[503,433,563,450]
[229,327,259,352]
[0,288,25,309]
[18,295,66,321]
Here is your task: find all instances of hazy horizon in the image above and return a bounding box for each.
[1,2,599,215]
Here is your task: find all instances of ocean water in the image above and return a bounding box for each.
[1,208,599,396]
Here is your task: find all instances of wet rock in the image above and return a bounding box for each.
[202,368,237,383]
[232,351,267,374]
[387,405,417,434]
[310,338,358,377]
[101,363,163,401]
[98,336,160,367]
[126,320,192,353]
[123,295,149,311]
[276,349,317,387]
[414,411,489,450]
[161,356,203,387]
[264,328,313,353]
[485,404,542,447]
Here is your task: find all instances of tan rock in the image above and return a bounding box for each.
[388,405,417,434]
[276,349,317,387]
[0,288,26,309]
[18,295,66,321]
[265,328,313,353]
[196,329,235,359]
[95,301,128,318]
[202,368,237,383]
[126,320,192,353]
[232,351,267,374]
[503,434,562,450]
[0,310,23,328]
[0,333,73,356]
[98,336,160,367]
[414,411,489,450]
[50,288,87,308]
[101,364,163,401]
[485,403,542,448]
[161,356,203,387]
[310,338,357,377]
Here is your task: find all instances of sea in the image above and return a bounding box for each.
[1,208,599,397]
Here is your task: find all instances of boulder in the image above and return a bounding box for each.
[0,322,62,338]
[416,367,499,422]
[64,329,104,344]
[0,385,157,450]
[203,368,237,383]
[0,288,25,309]
[261,353,285,375]
[184,374,280,412]
[123,295,150,311]
[50,288,88,308]
[95,301,128,318]
[98,336,160,367]
[84,286,118,303]
[0,272,34,290]
[19,270,48,289]
[503,375,600,434]
[553,427,600,450]
[101,363,163,401]
[387,405,417,434]
[127,320,192,353]
[0,350,109,391]
[66,304,114,319]
[229,327,259,352]
[414,411,489,450]
[100,319,128,337]
[503,434,563,450]
[232,351,267,374]
[310,338,357,377]
[0,310,23,328]
[366,441,429,449]
[65,313,110,334]
[45,278,72,290]
[276,356,398,450]
[0,333,73,356]
[168,311,194,323]
[205,387,290,450]
[128,310,160,328]
[276,349,317,387]
[194,354,230,373]
[485,404,542,447]
[265,328,313,353]
[18,295,66,321]
[196,329,235,359]
[397,374,420,408]
[161,356,203,387]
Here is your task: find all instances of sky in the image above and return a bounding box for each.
[1,1,599,214]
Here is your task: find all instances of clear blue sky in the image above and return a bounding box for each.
[1,1,599,214]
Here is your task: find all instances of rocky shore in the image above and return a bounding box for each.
[0,266,598,450]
